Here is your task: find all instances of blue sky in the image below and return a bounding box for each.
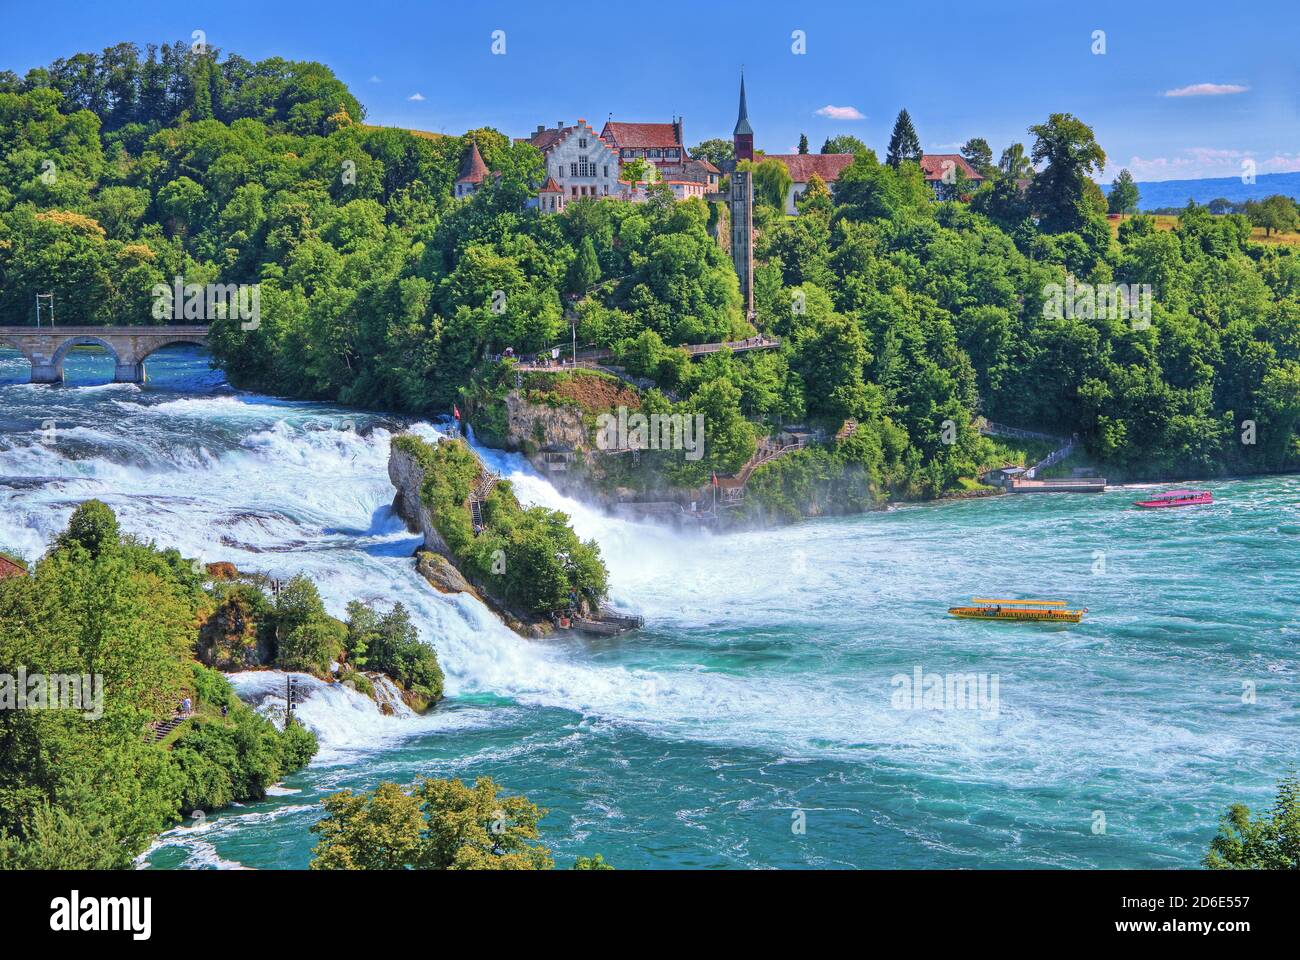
[2,0,1297,182]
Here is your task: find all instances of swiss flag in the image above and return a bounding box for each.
[712,472,719,488]
[453,404,461,421]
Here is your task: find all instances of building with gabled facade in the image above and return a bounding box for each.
[601,119,687,173]
[516,119,622,203]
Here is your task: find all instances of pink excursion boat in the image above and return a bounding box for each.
[1133,489,1213,509]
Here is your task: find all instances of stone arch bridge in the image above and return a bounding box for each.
[0,326,209,384]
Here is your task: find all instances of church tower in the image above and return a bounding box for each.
[733,71,754,162]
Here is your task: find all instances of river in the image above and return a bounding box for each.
[1,347,1297,869]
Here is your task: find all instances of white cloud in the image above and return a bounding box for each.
[815,104,865,121]
[1110,148,1300,182]
[1163,83,1249,98]
[369,75,382,83]
[408,92,426,102]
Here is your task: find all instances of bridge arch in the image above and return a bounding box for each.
[135,336,209,364]
[0,334,35,363]
[0,335,35,385]
[50,336,123,385]
[51,335,122,368]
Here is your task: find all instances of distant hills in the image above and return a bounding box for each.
[1120,172,1300,211]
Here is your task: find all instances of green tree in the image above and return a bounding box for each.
[747,158,793,212]
[272,575,345,673]
[885,109,922,168]
[1205,776,1300,869]
[797,133,809,155]
[1027,113,1107,233]
[620,156,653,198]
[1107,168,1140,215]
[309,781,427,870]
[414,776,552,870]
[960,137,995,178]
[1246,195,1300,237]
[689,138,733,168]
[56,499,120,557]
[0,503,315,868]
[997,142,1033,180]
[311,777,553,870]
[566,235,601,295]
[821,134,868,155]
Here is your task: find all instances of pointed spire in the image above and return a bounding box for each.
[456,139,489,184]
[734,70,753,137]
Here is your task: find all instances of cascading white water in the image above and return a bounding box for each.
[6,351,1300,871]
[1,382,843,761]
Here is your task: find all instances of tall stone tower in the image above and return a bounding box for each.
[730,168,754,320]
[733,71,754,162]
[726,71,755,319]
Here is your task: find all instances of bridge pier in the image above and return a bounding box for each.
[30,362,62,384]
[114,362,146,384]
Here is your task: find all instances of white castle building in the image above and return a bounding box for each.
[516,119,623,203]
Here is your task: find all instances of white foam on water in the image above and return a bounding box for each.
[3,379,1296,797]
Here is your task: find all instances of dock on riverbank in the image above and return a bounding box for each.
[1007,477,1107,493]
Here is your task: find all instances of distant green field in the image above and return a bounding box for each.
[1108,213,1300,246]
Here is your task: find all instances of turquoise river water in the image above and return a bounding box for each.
[0,347,1296,869]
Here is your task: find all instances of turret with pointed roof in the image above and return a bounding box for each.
[454,140,490,198]
[733,71,754,162]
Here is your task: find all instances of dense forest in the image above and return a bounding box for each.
[1,41,1298,497]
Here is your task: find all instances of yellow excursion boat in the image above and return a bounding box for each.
[948,598,1087,623]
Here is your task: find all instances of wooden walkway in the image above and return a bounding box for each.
[719,438,807,503]
[977,419,1068,444]
[468,471,499,530]
[508,335,780,369]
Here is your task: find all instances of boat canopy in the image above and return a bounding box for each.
[971,598,1066,606]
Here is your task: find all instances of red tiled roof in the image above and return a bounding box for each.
[539,177,563,193]
[456,141,489,184]
[602,121,682,149]
[765,153,856,183]
[919,154,985,182]
[517,123,617,156]
[687,157,721,174]
[517,126,575,152]
[0,556,26,579]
